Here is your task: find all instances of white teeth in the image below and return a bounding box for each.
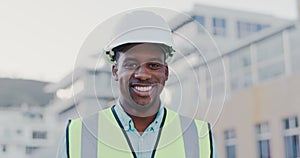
[134,86,152,92]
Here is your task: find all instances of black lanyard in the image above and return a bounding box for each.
[111,105,167,158]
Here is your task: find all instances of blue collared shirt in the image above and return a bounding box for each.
[113,102,164,158]
[56,102,217,158]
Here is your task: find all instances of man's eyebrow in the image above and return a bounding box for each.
[123,57,164,63]
[146,58,164,63]
[123,58,137,63]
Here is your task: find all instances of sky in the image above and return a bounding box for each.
[0,0,298,83]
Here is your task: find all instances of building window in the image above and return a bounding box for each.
[283,116,300,158]
[212,17,226,36]
[205,60,226,100]
[257,33,284,62]
[224,129,236,158]
[256,33,285,81]
[32,131,47,139]
[289,27,300,74]
[256,122,271,158]
[26,146,39,155]
[229,47,252,91]
[237,21,270,39]
[192,15,205,27]
[258,60,285,81]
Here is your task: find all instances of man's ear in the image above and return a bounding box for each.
[165,65,169,81]
[112,64,118,81]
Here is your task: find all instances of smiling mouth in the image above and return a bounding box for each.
[133,86,152,92]
[130,84,154,97]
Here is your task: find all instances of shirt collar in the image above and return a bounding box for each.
[114,100,164,133]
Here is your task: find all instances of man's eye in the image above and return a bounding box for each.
[148,63,163,69]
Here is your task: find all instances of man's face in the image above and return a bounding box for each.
[112,43,169,111]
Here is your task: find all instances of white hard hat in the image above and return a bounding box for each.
[104,10,175,63]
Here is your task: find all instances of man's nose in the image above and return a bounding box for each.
[134,64,151,80]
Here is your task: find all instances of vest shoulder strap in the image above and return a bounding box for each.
[162,108,213,158]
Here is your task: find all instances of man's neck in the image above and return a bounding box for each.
[118,99,161,134]
[127,112,158,135]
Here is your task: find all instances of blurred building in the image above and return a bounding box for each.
[204,21,300,158]
[164,4,289,117]
[171,4,300,158]
[0,79,55,158]
[170,4,288,61]
[44,66,116,123]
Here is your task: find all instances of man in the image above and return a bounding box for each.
[57,10,215,158]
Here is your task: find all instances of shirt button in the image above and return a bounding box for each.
[150,127,154,132]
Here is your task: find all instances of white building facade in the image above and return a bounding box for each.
[199,22,300,158]
[0,106,56,158]
[170,5,300,158]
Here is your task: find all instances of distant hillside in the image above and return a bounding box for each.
[0,78,54,107]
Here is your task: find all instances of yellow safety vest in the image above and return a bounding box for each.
[67,106,213,158]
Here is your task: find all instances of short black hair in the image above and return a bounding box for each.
[112,43,141,62]
[110,43,174,63]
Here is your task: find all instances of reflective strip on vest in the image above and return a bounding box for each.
[180,116,199,158]
[81,114,98,158]
[67,108,212,158]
